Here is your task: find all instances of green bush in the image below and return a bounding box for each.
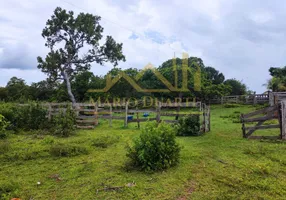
[0,103,48,131]
[50,106,76,137]
[50,143,89,157]
[176,115,200,136]
[126,122,181,172]
[0,114,9,139]
[91,135,119,148]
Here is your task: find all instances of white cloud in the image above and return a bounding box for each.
[1,0,286,93]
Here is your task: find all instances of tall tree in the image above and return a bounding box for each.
[6,77,29,102]
[224,79,247,95]
[37,7,125,105]
[204,66,225,84]
[267,66,286,91]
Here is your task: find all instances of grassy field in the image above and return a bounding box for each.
[1,105,286,199]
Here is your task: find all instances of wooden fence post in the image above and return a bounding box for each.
[281,101,286,140]
[95,102,98,126]
[241,114,246,138]
[109,104,112,127]
[136,106,140,128]
[156,101,161,123]
[124,102,128,127]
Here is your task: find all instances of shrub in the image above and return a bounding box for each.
[91,135,119,148]
[0,114,9,139]
[126,121,181,172]
[176,115,200,136]
[50,143,88,157]
[50,106,76,137]
[0,103,48,131]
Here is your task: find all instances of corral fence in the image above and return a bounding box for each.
[240,100,286,140]
[209,92,286,105]
[209,94,269,105]
[43,101,211,132]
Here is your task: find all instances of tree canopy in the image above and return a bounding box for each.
[37,7,125,105]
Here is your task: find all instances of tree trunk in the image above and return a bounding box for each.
[62,71,77,107]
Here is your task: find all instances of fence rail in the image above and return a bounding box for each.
[42,101,210,132]
[240,103,286,139]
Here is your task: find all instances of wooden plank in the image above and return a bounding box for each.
[243,105,278,118]
[128,118,157,123]
[77,115,96,119]
[128,109,156,113]
[245,124,280,131]
[243,115,275,122]
[76,125,94,129]
[76,119,96,123]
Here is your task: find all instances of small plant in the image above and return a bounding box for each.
[176,115,200,136]
[50,106,76,137]
[0,141,10,154]
[50,143,89,157]
[91,135,119,148]
[41,136,55,145]
[126,121,181,172]
[0,114,9,139]
[0,181,20,199]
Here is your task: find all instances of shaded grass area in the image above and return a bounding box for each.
[1,105,286,199]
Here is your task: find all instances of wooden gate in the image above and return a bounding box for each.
[240,105,281,139]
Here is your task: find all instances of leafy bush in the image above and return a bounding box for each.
[50,106,76,137]
[91,135,119,148]
[176,115,200,136]
[0,114,9,139]
[126,122,181,172]
[50,143,89,157]
[0,103,48,131]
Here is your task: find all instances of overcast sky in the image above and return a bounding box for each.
[1,0,286,93]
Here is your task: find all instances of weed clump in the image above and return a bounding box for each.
[50,143,89,157]
[126,121,181,172]
[91,135,119,148]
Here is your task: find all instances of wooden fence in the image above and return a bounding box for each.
[209,94,269,105]
[240,102,286,140]
[45,101,210,132]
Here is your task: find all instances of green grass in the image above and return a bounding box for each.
[1,105,286,199]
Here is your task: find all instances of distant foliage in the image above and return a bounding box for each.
[0,115,9,139]
[50,106,76,137]
[50,143,89,157]
[176,115,201,136]
[126,122,181,172]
